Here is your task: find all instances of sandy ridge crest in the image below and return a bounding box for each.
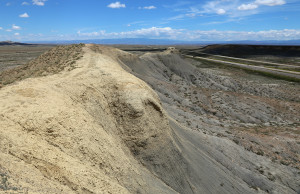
[0,45,177,193]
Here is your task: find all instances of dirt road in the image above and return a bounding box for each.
[183,54,300,81]
[200,52,300,68]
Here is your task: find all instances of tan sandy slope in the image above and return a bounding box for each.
[0,45,178,193]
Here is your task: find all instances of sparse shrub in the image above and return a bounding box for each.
[256,149,264,156]
[280,160,290,166]
[267,173,276,181]
[0,172,19,191]
[258,169,264,174]
[250,186,258,191]
[186,121,191,126]
[233,138,239,144]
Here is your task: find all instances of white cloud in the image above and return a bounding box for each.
[76,27,300,41]
[22,2,30,5]
[123,27,181,38]
[77,30,106,37]
[255,0,286,6]
[126,21,145,27]
[14,33,20,36]
[141,6,156,10]
[186,29,300,41]
[3,27,300,41]
[32,0,47,6]
[0,27,3,30]
[12,24,21,30]
[186,13,197,17]
[176,0,285,19]
[238,3,258,10]
[237,0,285,11]
[107,2,125,9]
[19,13,30,18]
[78,27,183,40]
[217,8,226,14]
[167,14,186,21]
[201,0,240,16]
[6,29,12,32]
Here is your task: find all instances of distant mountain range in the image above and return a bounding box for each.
[2,38,300,45]
[0,41,34,46]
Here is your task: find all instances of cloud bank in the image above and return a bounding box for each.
[76,27,300,41]
[2,27,300,41]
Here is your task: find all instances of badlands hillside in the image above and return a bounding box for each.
[0,44,299,193]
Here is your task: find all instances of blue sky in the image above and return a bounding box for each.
[1,0,300,41]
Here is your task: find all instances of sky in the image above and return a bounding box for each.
[1,0,300,41]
